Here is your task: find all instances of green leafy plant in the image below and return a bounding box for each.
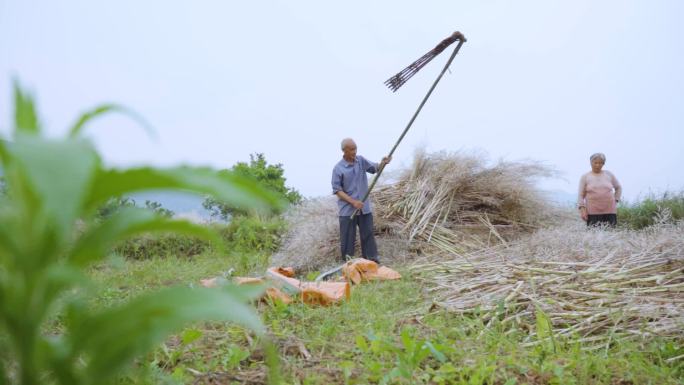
[114,232,209,260]
[0,81,283,385]
[221,215,286,253]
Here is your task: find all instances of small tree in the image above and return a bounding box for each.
[96,196,136,219]
[144,199,174,218]
[203,153,302,221]
[96,197,174,220]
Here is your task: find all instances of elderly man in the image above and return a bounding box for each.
[331,138,391,263]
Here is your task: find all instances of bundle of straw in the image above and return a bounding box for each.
[271,196,414,272]
[271,196,340,272]
[413,222,684,347]
[374,149,557,255]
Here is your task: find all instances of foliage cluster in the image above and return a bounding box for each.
[203,153,302,221]
[618,191,684,229]
[115,216,286,262]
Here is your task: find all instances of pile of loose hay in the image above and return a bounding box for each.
[273,150,557,272]
[374,149,558,255]
[413,221,684,348]
[271,196,340,272]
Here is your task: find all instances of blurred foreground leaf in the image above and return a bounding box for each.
[0,80,278,385]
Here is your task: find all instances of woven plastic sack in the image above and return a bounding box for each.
[342,258,401,285]
[266,267,350,306]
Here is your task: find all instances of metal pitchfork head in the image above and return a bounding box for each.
[384,31,467,92]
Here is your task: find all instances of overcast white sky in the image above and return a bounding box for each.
[1,1,682,202]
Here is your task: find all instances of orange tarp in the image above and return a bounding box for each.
[200,267,350,306]
[266,267,350,306]
[342,258,402,285]
[200,260,398,307]
[200,276,293,304]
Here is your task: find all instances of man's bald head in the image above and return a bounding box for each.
[341,138,357,162]
[341,138,356,150]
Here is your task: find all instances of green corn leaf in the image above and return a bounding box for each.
[0,217,19,264]
[69,286,264,383]
[0,265,88,358]
[13,80,40,135]
[1,83,279,385]
[68,104,154,139]
[3,135,99,256]
[219,282,266,302]
[0,356,6,384]
[84,167,283,214]
[37,265,90,322]
[41,336,79,385]
[68,208,223,267]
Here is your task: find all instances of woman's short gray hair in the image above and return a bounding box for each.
[590,153,606,163]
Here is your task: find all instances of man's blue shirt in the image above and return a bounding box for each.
[331,155,378,216]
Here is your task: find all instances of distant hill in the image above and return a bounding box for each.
[127,189,577,221]
[129,191,213,221]
[542,189,576,207]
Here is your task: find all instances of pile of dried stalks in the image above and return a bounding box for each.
[413,221,684,348]
[374,150,558,255]
[271,196,339,272]
[273,150,556,272]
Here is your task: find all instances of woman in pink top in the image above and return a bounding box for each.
[578,153,622,227]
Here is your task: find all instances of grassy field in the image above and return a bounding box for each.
[89,252,683,384]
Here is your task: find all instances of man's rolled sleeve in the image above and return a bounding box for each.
[331,167,343,194]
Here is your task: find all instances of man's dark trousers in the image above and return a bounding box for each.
[339,213,378,261]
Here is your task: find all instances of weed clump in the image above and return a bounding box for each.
[618,191,684,229]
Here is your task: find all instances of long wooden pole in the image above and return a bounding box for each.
[350,34,466,220]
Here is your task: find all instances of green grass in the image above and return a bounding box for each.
[89,252,684,384]
[618,191,684,229]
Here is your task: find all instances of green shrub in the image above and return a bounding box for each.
[221,215,286,253]
[115,233,209,260]
[0,81,282,385]
[618,191,684,229]
[114,216,287,262]
[203,153,302,220]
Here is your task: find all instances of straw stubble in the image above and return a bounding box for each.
[414,222,684,347]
